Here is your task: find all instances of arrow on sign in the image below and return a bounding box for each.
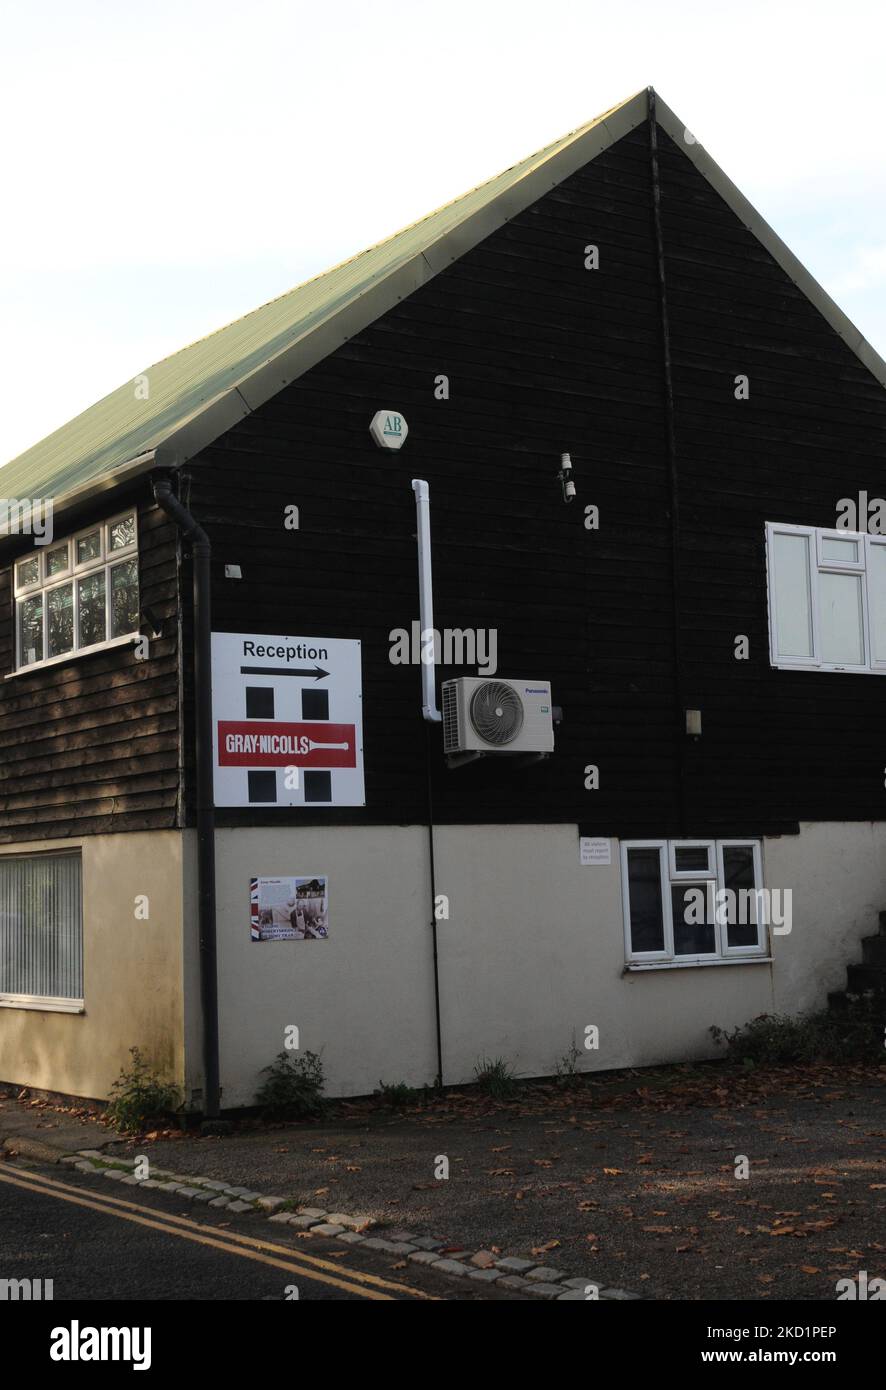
[240,665,329,681]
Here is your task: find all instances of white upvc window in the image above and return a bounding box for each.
[766,521,886,674]
[12,510,139,673]
[621,838,767,966]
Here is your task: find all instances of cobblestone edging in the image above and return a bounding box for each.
[63,1149,641,1301]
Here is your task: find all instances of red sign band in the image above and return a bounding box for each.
[218,721,357,768]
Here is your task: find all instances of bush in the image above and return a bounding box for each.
[473,1055,518,1099]
[255,1050,326,1119]
[710,1006,882,1066]
[105,1047,181,1135]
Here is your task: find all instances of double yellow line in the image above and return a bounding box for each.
[0,1165,437,1301]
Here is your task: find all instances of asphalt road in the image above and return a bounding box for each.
[0,1158,505,1302]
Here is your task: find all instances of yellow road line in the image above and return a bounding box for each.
[0,1167,435,1300]
[3,1165,432,1294]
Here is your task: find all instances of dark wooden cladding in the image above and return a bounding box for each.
[182,125,683,835]
[182,121,886,837]
[6,119,886,843]
[0,494,181,841]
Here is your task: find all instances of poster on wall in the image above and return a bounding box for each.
[250,875,329,942]
[212,632,364,808]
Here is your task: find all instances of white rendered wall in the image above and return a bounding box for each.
[207,821,886,1107]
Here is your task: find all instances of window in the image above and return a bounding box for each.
[0,853,83,1008]
[621,839,766,965]
[13,511,139,671]
[766,522,886,673]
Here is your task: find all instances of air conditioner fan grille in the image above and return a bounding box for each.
[469,681,524,746]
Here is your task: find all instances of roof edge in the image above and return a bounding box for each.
[157,91,651,468]
[0,450,157,552]
[651,93,886,391]
[23,88,886,516]
[155,86,886,473]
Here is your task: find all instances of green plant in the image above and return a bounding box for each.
[473,1055,518,1100]
[710,1006,882,1066]
[104,1047,181,1135]
[554,1038,583,1088]
[255,1051,326,1119]
[373,1080,419,1107]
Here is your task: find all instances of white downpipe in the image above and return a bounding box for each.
[411,478,442,722]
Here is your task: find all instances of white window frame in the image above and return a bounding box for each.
[865,535,886,670]
[668,839,715,879]
[622,838,768,967]
[766,521,881,674]
[716,839,766,959]
[0,849,84,1011]
[11,510,139,674]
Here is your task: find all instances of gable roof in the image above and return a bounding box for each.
[3,88,885,523]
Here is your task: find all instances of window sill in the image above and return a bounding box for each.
[6,632,140,679]
[0,994,84,1013]
[624,957,772,974]
[772,660,886,676]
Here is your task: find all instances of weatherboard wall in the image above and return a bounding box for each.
[0,493,181,841]
[179,120,886,837]
[186,121,679,835]
[0,120,884,844]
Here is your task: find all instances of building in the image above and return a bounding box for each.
[1,88,884,1111]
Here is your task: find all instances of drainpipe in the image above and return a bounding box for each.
[153,476,220,1120]
[648,87,688,838]
[411,479,442,723]
[411,479,444,1090]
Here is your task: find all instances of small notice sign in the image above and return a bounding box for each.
[580,837,611,865]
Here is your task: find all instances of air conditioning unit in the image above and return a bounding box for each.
[442,677,554,755]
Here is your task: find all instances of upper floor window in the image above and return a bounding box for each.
[13,511,139,671]
[766,522,886,674]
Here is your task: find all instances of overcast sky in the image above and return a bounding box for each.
[1,0,884,465]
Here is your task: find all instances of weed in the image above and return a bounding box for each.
[473,1055,518,1100]
[255,1051,326,1120]
[104,1047,181,1135]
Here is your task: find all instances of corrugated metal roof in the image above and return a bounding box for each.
[3,85,883,518]
[0,95,635,507]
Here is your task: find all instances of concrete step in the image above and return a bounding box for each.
[846,962,886,996]
[862,934,886,967]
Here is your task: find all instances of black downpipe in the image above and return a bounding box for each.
[648,88,688,837]
[153,476,220,1119]
[425,722,444,1090]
